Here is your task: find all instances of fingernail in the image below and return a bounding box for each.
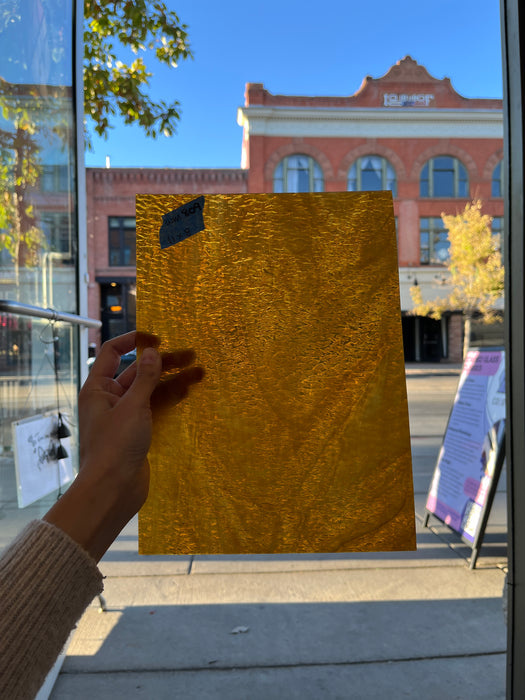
[141,347,158,365]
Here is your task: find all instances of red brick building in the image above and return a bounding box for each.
[86,57,503,360]
[86,169,247,346]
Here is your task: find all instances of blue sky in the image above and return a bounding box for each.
[84,0,503,169]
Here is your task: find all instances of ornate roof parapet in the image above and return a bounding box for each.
[244,56,502,111]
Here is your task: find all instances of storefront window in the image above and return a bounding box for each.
[0,1,81,536]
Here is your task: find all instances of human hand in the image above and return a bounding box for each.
[44,331,204,561]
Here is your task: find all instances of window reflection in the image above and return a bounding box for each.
[0,0,80,526]
[492,161,503,197]
[0,0,77,313]
[108,217,137,267]
[420,217,449,264]
[420,156,469,198]
[348,156,397,195]
[0,0,73,86]
[273,155,324,192]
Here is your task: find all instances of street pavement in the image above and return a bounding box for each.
[49,365,508,699]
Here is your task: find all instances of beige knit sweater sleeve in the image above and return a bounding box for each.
[0,519,104,700]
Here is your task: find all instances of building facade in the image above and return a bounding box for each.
[86,168,248,347]
[86,57,504,361]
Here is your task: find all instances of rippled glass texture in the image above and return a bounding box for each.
[137,192,415,554]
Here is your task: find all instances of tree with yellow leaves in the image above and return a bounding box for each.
[410,200,504,359]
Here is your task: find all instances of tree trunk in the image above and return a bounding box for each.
[463,314,472,359]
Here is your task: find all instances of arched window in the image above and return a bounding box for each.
[492,161,503,197]
[347,155,397,196]
[273,154,324,192]
[420,156,469,198]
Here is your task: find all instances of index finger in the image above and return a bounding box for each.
[115,348,197,392]
[88,331,138,380]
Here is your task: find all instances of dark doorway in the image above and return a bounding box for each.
[402,315,445,362]
[99,281,137,344]
[401,315,416,362]
[420,316,443,362]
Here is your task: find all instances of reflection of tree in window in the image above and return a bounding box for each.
[420,156,468,197]
[420,217,449,264]
[273,155,324,192]
[40,212,74,257]
[108,216,136,266]
[492,161,503,197]
[347,156,397,195]
[40,164,70,192]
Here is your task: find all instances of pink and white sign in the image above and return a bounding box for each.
[426,349,505,543]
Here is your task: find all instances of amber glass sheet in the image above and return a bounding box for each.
[137,192,415,554]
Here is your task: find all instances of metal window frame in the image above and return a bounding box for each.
[501,1,525,697]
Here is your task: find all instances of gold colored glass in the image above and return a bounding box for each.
[137,192,415,554]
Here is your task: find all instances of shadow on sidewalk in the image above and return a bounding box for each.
[54,598,506,699]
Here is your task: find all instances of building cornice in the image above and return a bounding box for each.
[88,168,248,184]
[237,106,503,140]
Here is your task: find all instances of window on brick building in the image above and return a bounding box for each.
[273,154,324,192]
[347,155,397,196]
[40,212,74,256]
[420,217,449,264]
[420,156,468,198]
[108,216,136,266]
[492,161,503,197]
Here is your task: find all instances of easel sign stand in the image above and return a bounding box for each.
[423,348,506,569]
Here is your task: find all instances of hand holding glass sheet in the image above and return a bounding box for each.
[137,192,415,554]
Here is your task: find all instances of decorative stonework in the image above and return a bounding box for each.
[264,143,335,182]
[483,149,504,180]
[91,168,248,185]
[244,56,502,111]
[374,56,443,84]
[410,143,479,180]
[337,143,407,181]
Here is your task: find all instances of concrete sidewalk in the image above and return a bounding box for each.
[49,367,508,700]
[49,508,508,699]
[49,499,507,700]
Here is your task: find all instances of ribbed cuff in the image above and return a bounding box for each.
[0,519,104,700]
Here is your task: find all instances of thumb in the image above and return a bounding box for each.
[125,347,162,407]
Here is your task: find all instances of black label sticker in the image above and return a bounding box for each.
[159,195,205,249]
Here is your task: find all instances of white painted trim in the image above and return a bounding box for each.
[238,106,503,139]
[398,267,452,311]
